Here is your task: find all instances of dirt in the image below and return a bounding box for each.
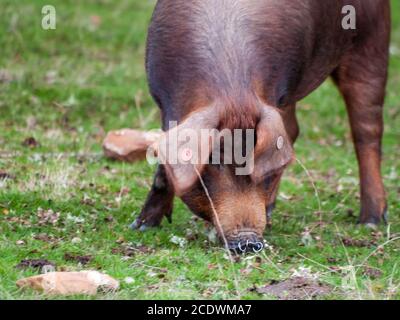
[36,208,60,226]
[22,137,39,148]
[63,253,93,265]
[0,170,15,180]
[33,233,59,243]
[15,259,56,271]
[104,215,115,223]
[362,266,383,279]
[341,237,375,248]
[5,216,32,226]
[111,244,154,257]
[255,277,333,300]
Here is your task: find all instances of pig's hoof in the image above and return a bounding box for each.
[357,206,388,228]
[130,219,140,230]
[364,223,378,230]
[130,218,159,232]
[357,220,379,230]
[130,219,149,231]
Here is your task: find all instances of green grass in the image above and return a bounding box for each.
[0,0,399,300]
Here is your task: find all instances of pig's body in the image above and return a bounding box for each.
[133,0,391,252]
[146,0,387,123]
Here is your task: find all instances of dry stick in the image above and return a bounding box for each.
[297,253,341,275]
[134,94,145,128]
[387,262,399,299]
[295,158,323,234]
[330,187,356,214]
[261,250,286,274]
[355,236,400,276]
[194,167,241,299]
[295,157,322,213]
[334,223,362,299]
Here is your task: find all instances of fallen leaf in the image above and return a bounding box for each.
[16,259,56,271]
[37,208,60,226]
[341,237,375,248]
[33,233,57,243]
[111,243,153,257]
[64,253,93,266]
[104,215,114,223]
[0,171,15,180]
[363,267,383,279]
[119,187,130,196]
[22,137,39,148]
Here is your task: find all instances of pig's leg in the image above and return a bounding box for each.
[131,165,174,231]
[266,104,300,225]
[332,48,388,226]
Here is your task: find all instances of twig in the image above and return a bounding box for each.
[194,167,241,299]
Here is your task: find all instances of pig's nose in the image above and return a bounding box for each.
[227,233,265,254]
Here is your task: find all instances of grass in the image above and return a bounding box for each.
[0,0,399,300]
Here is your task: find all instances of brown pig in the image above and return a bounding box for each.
[131,0,391,253]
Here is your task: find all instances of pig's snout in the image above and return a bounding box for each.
[227,232,265,254]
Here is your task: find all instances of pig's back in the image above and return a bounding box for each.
[146,0,380,121]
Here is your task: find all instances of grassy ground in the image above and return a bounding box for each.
[0,0,399,300]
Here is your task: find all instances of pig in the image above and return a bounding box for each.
[131,0,391,253]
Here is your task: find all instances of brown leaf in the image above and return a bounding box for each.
[16,259,56,271]
[37,208,60,226]
[363,266,383,279]
[111,244,153,257]
[119,187,130,196]
[64,253,93,266]
[33,233,58,243]
[22,137,39,148]
[341,237,375,248]
[0,171,15,180]
[104,215,115,223]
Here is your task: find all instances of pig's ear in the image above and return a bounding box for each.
[156,107,219,196]
[251,106,294,183]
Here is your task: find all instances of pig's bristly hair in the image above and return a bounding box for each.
[215,92,262,132]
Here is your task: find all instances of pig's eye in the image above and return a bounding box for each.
[264,176,272,188]
[263,173,277,189]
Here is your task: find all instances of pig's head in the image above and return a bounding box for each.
[155,103,294,253]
